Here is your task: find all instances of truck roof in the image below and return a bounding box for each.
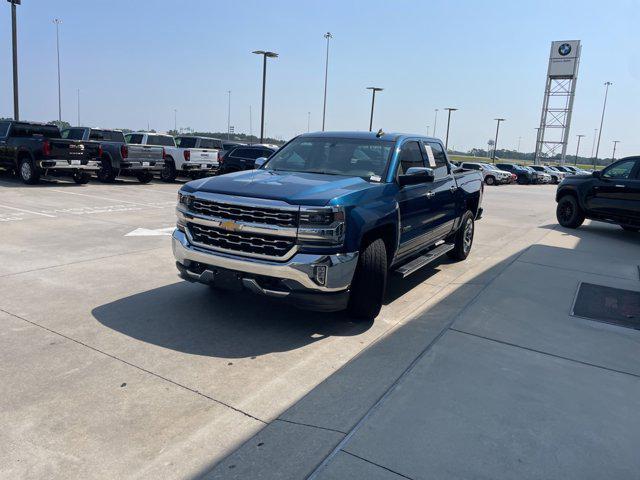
[298,131,441,143]
[131,131,172,136]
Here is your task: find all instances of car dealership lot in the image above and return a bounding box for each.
[1,174,638,479]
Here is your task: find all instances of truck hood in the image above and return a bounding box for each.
[186,169,380,206]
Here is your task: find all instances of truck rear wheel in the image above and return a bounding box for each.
[556,195,584,229]
[136,171,154,184]
[97,158,117,183]
[160,158,177,182]
[72,171,91,185]
[447,210,475,261]
[347,238,387,321]
[19,157,40,185]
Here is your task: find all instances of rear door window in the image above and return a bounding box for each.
[176,137,197,148]
[147,135,175,147]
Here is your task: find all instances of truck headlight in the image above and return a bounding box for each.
[298,206,345,246]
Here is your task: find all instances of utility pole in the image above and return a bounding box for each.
[174,109,177,133]
[76,89,80,126]
[590,128,598,159]
[574,134,585,166]
[321,32,332,131]
[307,111,311,133]
[517,136,522,153]
[492,118,505,162]
[433,108,438,138]
[444,107,457,150]
[9,0,20,120]
[252,50,278,143]
[594,81,612,165]
[611,140,620,162]
[366,87,383,132]
[53,18,63,122]
[249,105,253,139]
[426,125,430,136]
[227,90,231,140]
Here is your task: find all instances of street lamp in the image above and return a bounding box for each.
[594,81,612,165]
[492,118,505,162]
[611,140,620,162]
[307,111,311,133]
[321,32,332,131]
[53,18,62,122]
[173,109,177,132]
[227,90,231,139]
[574,134,585,166]
[433,108,438,138]
[8,0,20,120]
[444,107,457,150]
[252,50,278,143]
[426,125,430,136]
[366,87,383,132]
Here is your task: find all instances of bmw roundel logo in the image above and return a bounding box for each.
[558,43,572,56]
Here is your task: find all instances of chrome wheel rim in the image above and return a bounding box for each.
[463,218,473,253]
[559,201,573,223]
[21,162,32,180]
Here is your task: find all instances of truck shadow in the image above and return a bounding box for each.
[92,281,373,359]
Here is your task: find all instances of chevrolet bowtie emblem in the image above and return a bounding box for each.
[220,220,238,232]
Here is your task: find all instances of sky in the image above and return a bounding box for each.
[1,0,639,158]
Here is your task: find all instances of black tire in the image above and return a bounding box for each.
[160,157,177,182]
[347,238,387,320]
[97,158,117,183]
[447,210,475,261]
[621,226,639,232]
[18,156,40,185]
[72,171,91,185]
[556,195,585,229]
[485,175,496,186]
[136,171,154,184]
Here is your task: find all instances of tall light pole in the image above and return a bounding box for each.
[173,109,177,133]
[517,136,522,153]
[574,134,585,166]
[76,88,80,126]
[366,87,383,132]
[611,140,620,162]
[590,128,598,159]
[433,108,439,137]
[594,81,612,164]
[321,32,332,131]
[492,118,505,162]
[307,111,311,133]
[249,105,253,139]
[426,125,430,136]
[444,107,457,150]
[227,90,231,140]
[252,50,278,143]
[53,18,63,122]
[9,0,20,120]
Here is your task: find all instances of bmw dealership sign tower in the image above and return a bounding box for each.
[534,40,581,165]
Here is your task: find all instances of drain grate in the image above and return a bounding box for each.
[571,282,640,330]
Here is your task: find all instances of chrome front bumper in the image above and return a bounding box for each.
[38,159,100,170]
[172,229,358,293]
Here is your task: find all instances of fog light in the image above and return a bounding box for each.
[313,265,328,286]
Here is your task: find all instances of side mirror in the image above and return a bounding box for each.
[399,167,435,186]
[254,157,267,169]
[591,170,600,178]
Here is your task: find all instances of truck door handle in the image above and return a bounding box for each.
[426,191,435,199]
[614,184,625,188]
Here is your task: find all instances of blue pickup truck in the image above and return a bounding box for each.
[173,131,483,320]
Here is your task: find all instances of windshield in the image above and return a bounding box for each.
[263,137,394,179]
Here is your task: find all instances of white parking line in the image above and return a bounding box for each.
[49,189,168,208]
[0,204,56,218]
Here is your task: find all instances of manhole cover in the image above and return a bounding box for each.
[572,282,640,330]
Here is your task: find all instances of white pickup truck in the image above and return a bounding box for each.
[125,132,219,182]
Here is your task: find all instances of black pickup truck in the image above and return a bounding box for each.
[62,127,164,183]
[556,156,640,232]
[0,120,101,184]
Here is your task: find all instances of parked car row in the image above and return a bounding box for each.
[0,119,280,185]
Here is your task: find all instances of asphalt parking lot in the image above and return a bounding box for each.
[1,173,639,479]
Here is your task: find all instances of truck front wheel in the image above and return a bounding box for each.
[447,211,475,261]
[347,238,387,320]
[556,195,584,229]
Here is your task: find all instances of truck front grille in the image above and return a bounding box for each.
[188,223,295,258]
[191,199,298,227]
